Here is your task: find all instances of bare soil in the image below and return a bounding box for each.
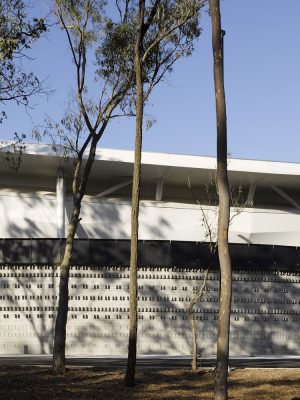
[0,366,300,400]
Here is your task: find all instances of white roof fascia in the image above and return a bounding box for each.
[18,143,300,177]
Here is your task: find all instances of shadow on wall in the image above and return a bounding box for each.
[0,192,56,238]
[66,196,134,240]
[2,266,300,356]
[228,244,300,356]
[1,239,300,357]
[229,272,300,357]
[3,267,56,354]
[0,192,129,355]
[1,191,132,240]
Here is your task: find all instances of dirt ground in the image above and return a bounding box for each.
[0,366,300,400]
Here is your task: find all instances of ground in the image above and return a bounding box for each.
[0,366,300,399]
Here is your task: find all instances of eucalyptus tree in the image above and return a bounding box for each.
[209,1,232,399]
[50,0,194,374]
[0,0,47,105]
[0,0,47,167]
[125,0,206,387]
[49,0,204,376]
[51,0,138,374]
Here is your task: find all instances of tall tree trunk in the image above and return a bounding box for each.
[209,1,232,400]
[125,0,145,387]
[53,139,98,374]
[188,302,198,371]
[52,199,81,374]
[189,269,208,371]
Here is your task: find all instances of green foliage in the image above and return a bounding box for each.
[0,0,47,106]
[145,117,156,130]
[33,108,88,159]
[0,0,47,60]
[55,0,105,47]
[0,0,46,170]
[51,1,204,139]
[101,1,202,71]
[0,133,26,171]
[96,0,204,115]
[96,19,135,80]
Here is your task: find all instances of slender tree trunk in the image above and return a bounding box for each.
[53,139,98,374]
[52,200,81,374]
[125,0,145,387]
[209,1,232,400]
[188,303,198,371]
[189,269,208,371]
[191,316,198,370]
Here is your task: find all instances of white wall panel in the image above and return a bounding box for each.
[1,190,300,246]
[0,191,57,238]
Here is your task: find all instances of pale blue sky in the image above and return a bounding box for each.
[1,1,300,162]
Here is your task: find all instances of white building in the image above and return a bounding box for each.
[0,144,300,356]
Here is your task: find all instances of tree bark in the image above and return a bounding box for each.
[189,304,198,371]
[52,200,80,374]
[125,0,145,387]
[53,138,98,374]
[188,269,208,371]
[209,1,232,400]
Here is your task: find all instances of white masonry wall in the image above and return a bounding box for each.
[1,264,300,356]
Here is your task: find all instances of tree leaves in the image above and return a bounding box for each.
[0,0,47,106]
[0,0,46,61]
[0,0,47,169]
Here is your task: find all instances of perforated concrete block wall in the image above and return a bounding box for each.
[1,265,300,356]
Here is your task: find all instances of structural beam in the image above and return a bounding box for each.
[247,184,256,206]
[56,168,65,239]
[155,178,164,201]
[95,180,132,198]
[271,185,300,209]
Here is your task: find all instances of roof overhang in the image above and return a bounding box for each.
[1,143,300,189]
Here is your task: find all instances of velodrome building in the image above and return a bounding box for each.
[1,143,300,357]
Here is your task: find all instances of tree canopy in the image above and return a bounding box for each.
[0,0,47,107]
[49,0,205,374]
[0,0,47,168]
